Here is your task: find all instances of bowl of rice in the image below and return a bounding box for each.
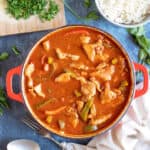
[95,0,150,28]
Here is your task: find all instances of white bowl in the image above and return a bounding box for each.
[7,139,40,150]
[95,0,150,28]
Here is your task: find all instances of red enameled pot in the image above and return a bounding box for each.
[5,25,149,139]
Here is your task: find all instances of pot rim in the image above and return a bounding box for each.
[21,25,135,139]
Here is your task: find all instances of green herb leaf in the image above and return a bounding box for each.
[128,26,150,65]
[0,52,9,61]
[146,58,150,65]
[136,36,150,51]
[138,49,147,61]
[128,26,145,37]
[86,11,100,20]
[0,87,9,115]
[12,46,21,55]
[84,0,91,8]
[39,0,59,21]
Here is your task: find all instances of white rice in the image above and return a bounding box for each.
[97,0,150,24]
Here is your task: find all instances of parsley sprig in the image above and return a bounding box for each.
[84,0,91,8]
[86,11,100,20]
[0,87,9,115]
[39,0,59,21]
[12,46,21,55]
[128,26,150,65]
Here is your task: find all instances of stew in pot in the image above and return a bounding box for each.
[23,26,132,136]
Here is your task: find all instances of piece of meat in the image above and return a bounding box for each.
[25,63,35,78]
[100,82,117,104]
[91,65,115,81]
[95,51,109,62]
[68,54,80,61]
[70,63,89,70]
[81,81,96,100]
[65,106,79,128]
[74,76,87,84]
[90,77,101,92]
[56,48,80,61]
[118,56,126,72]
[55,73,71,82]
[34,84,45,98]
[94,39,104,54]
[82,43,96,62]
[96,62,108,70]
[43,63,49,72]
[80,35,91,44]
[76,100,84,112]
[69,116,79,128]
[90,113,112,125]
[42,40,50,51]
[27,78,34,88]
[82,39,104,62]
[25,63,35,88]
[56,48,66,59]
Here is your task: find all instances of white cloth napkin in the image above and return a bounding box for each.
[62,81,150,150]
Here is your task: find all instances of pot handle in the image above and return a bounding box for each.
[6,65,23,103]
[134,62,149,98]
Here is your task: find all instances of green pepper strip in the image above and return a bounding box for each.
[35,99,54,109]
[80,99,93,122]
[84,125,98,133]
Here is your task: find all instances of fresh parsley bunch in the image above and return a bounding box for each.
[6,0,59,21]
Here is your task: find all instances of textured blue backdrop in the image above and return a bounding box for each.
[0,0,150,150]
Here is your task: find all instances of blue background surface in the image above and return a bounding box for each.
[0,1,150,149]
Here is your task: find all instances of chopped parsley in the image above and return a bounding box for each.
[6,0,59,21]
[11,46,21,55]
